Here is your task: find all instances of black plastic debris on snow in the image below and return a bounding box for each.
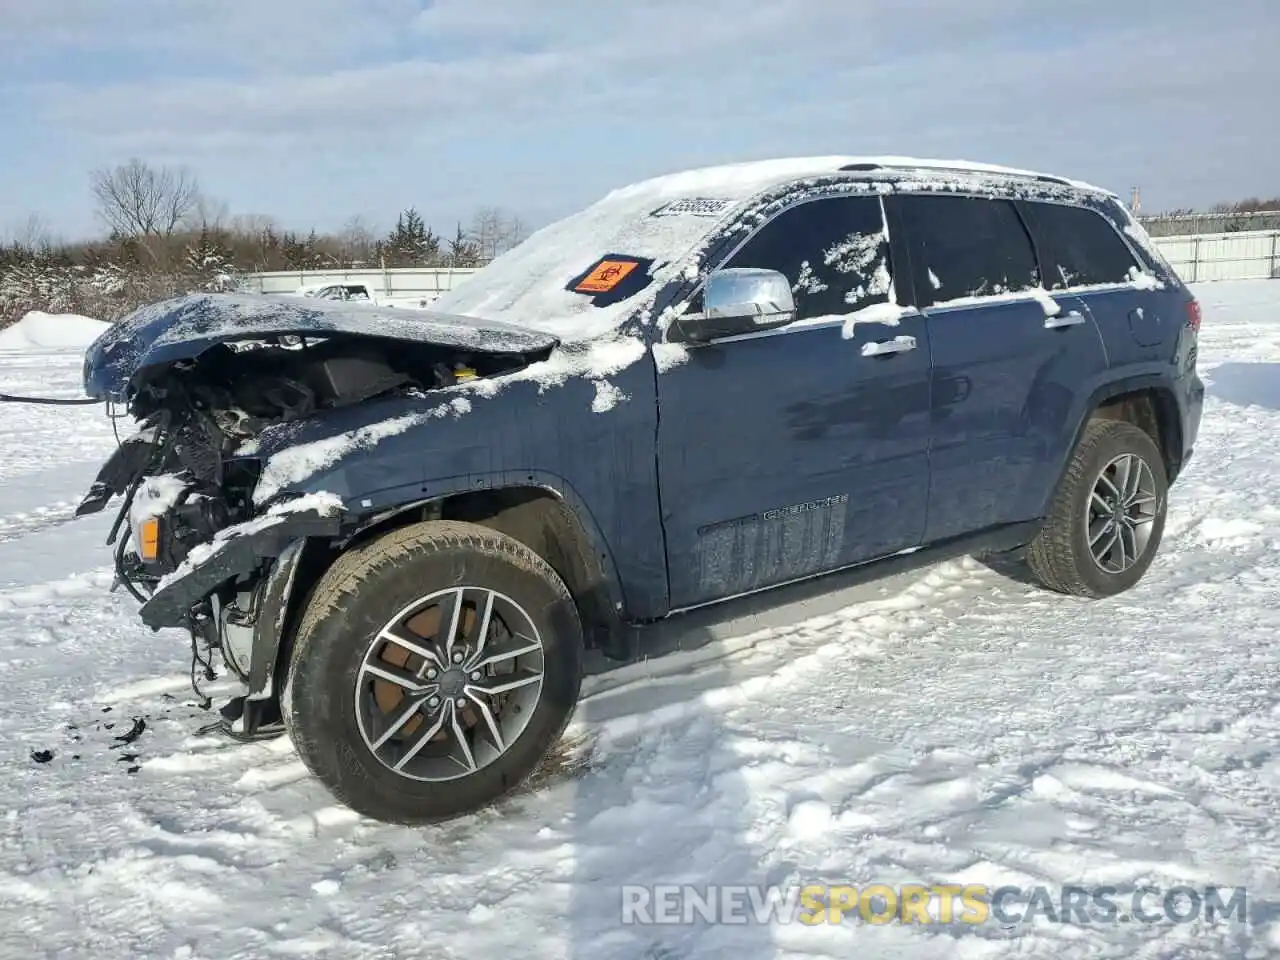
[31,712,152,769]
[114,718,147,745]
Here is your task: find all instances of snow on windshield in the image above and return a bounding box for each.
[431,200,725,344]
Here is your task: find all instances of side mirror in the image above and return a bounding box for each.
[670,268,796,344]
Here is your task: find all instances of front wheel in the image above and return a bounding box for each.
[1026,418,1169,598]
[283,520,583,825]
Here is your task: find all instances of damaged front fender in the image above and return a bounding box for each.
[245,537,307,700]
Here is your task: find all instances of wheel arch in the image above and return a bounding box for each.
[1038,375,1184,521]
[271,480,629,694]
[1090,385,1183,482]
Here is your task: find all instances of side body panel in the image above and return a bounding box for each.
[917,293,1107,538]
[651,188,934,611]
[1020,196,1205,485]
[244,354,671,620]
[885,191,1110,538]
[653,315,932,609]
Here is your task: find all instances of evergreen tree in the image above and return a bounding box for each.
[383,208,440,266]
[447,221,480,267]
[184,224,235,290]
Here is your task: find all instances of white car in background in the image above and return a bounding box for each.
[294,281,438,310]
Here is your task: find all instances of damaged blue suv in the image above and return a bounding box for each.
[79,156,1204,824]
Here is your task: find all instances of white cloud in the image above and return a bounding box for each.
[4,0,1277,233]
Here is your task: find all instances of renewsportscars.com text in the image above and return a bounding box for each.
[619,883,1248,927]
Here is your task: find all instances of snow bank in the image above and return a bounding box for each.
[0,311,110,351]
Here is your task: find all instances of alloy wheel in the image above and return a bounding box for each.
[354,586,545,782]
[1086,453,1160,575]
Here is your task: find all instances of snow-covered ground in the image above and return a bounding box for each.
[1,284,1278,959]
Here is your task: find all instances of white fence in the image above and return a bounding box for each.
[1150,230,1280,283]
[239,267,485,300]
[241,230,1280,297]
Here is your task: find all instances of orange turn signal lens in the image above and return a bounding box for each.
[139,517,161,562]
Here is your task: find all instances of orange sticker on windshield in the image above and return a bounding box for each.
[574,259,639,294]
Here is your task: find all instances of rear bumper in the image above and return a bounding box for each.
[1175,370,1205,481]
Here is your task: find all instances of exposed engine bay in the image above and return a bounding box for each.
[132,333,535,448]
[81,332,539,538]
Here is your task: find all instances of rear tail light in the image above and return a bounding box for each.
[1185,298,1202,333]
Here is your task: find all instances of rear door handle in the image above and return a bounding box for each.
[861,335,917,357]
[1044,310,1087,330]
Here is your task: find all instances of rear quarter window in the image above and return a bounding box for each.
[1022,201,1142,288]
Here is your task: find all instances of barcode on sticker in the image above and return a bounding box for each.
[650,198,734,217]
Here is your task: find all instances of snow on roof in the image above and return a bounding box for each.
[431,153,1115,346]
[604,155,1113,203]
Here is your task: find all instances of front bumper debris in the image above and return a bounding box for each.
[152,503,344,743]
[198,538,310,742]
[139,505,343,629]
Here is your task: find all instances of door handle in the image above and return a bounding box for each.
[861,335,917,357]
[1044,310,1087,329]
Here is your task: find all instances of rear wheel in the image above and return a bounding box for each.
[1026,419,1168,598]
[283,520,583,824]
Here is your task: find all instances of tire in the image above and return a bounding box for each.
[282,519,583,825]
[1026,418,1168,599]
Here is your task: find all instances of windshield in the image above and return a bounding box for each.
[432,194,748,344]
[431,158,882,342]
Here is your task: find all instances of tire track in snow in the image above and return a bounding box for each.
[108,489,1257,813]
[27,445,1278,838]
[0,502,81,544]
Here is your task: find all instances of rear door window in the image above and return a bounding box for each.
[890,194,1039,306]
[1022,201,1143,288]
[719,195,892,322]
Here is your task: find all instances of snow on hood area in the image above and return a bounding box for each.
[1,278,1279,957]
[0,311,110,351]
[82,292,557,401]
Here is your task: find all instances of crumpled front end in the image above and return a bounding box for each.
[77,294,556,740]
[78,413,348,739]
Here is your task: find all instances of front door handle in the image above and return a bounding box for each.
[862,335,917,357]
[1044,310,1087,330]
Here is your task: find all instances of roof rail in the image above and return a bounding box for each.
[837,161,1073,188]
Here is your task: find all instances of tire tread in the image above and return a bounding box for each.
[1026,418,1166,599]
[283,520,579,825]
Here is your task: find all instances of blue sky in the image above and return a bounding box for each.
[1,0,1276,242]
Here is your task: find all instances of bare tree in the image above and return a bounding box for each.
[504,213,529,250]
[2,213,56,251]
[467,206,527,260]
[189,193,230,231]
[90,158,201,241]
[337,215,378,267]
[227,213,278,237]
